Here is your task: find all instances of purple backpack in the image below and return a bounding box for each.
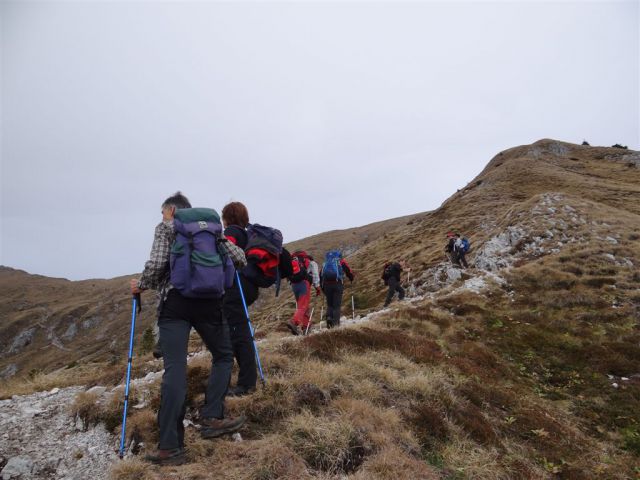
[170,208,234,298]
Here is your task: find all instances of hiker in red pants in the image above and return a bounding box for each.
[287,250,314,335]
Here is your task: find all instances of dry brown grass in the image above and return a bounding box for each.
[69,391,101,429]
[109,458,153,480]
[352,446,440,480]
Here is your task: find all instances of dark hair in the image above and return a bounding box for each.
[222,202,250,228]
[162,191,191,210]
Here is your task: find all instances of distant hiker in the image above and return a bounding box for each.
[307,255,321,296]
[582,140,590,146]
[382,261,405,307]
[287,250,314,335]
[130,192,246,466]
[320,250,354,328]
[445,232,458,266]
[454,233,470,268]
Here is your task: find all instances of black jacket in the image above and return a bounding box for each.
[445,238,455,253]
[382,262,402,283]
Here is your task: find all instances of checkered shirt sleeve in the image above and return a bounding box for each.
[138,221,175,291]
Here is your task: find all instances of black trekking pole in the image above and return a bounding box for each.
[236,272,266,385]
[119,293,141,459]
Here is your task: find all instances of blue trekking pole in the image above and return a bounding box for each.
[236,272,266,385]
[119,293,140,459]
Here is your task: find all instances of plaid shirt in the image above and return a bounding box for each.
[138,220,175,300]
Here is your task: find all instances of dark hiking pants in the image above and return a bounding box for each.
[224,275,259,390]
[157,290,233,450]
[456,250,469,268]
[384,276,405,307]
[323,282,344,328]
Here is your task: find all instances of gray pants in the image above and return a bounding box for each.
[384,276,405,307]
[157,290,233,450]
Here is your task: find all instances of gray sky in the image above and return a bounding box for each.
[1,1,638,280]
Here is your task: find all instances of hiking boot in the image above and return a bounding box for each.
[200,415,246,439]
[152,341,163,359]
[286,321,301,336]
[144,448,186,466]
[227,385,256,397]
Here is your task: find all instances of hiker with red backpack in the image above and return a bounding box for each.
[382,261,405,307]
[129,192,246,466]
[221,201,290,396]
[320,250,354,328]
[287,250,315,335]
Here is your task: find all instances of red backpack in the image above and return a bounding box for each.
[242,224,283,288]
[290,251,311,283]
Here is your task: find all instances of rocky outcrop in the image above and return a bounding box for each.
[0,387,116,480]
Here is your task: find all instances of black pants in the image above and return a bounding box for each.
[456,250,469,268]
[323,282,344,328]
[157,290,232,450]
[224,275,260,389]
[384,276,405,307]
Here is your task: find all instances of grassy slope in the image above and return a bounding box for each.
[3,139,640,478]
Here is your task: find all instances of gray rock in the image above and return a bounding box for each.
[446,267,462,282]
[0,364,18,379]
[85,386,107,397]
[62,323,77,341]
[8,328,36,355]
[81,317,101,330]
[1,456,35,479]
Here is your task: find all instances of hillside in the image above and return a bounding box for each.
[1,139,639,479]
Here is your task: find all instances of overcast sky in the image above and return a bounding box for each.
[1,1,638,280]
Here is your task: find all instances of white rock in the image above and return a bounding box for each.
[1,456,35,480]
[86,386,107,396]
[612,383,619,388]
[605,236,618,244]
[445,267,461,282]
[232,432,243,442]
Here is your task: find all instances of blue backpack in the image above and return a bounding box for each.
[461,238,470,253]
[170,208,234,298]
[322,250,343,282]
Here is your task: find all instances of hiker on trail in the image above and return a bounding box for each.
[220,202,258,397]
[445,232,458,266]
[382,261,405,307]
[320,250,354,328]
[130,192,246,466]
[221,201,287,396]
[287,250,314,335]
[454,233,470,268]
[307,255,321,296]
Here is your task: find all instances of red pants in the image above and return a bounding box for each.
[291,280,311,328]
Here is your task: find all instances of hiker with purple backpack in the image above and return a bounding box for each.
[130,192,247,466]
